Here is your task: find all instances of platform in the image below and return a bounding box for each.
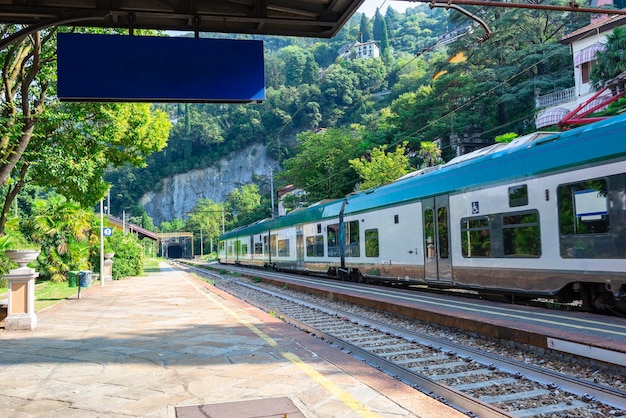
[0,263,462,418]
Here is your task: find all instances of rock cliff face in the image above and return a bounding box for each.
[140,143,278,225]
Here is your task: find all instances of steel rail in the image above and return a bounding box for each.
[181,262,626,411]
[221,279,515,417]
[230,278,626,411]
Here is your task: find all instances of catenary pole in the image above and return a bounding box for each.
[100,199,105,286]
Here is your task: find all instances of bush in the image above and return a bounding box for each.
[90,232,144,280]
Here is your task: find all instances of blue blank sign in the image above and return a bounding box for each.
[57,34,265,103]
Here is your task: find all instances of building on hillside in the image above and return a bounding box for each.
[337,40,380,59]
[450,131,495,157]
[534,1,626,129]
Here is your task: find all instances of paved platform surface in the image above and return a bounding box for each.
[0,263,463,418]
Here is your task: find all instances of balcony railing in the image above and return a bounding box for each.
[535,87,575,109]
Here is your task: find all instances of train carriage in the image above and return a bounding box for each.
[219,114,626,313]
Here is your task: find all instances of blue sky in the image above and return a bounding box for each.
[357,0,419,17]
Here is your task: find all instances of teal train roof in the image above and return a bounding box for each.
[221,113,626,240]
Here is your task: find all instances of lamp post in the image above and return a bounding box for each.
[100,198,105,286]
[200,227,203,256]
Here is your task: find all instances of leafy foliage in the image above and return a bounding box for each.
[22,195,92,282]
[280,128,362,202]
[349,142,411,189]
[0,25,170,235]
[102,231,144,280]
[111,4,584,229]
[591,26,626,90]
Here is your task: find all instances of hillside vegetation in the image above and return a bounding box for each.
[107,3,590,223]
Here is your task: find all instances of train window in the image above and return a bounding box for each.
[227,243,233,256]
[278,239,290,257]
[461,218,491,257]
[327,223,340,257]
[394,215,399,224]
[509,185,528,207]
[557,179,609,235]
[365,229,379,257]
[270,235,277,257]
[317,224,322,234]
[346,220,360,257]
[306,235,324,257]
[502,211,541,257]
[437,207,449,259]
[240,243,248,256]
[424,209,435,259]
[254,242,263,255]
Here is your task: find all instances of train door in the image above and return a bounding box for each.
[423,195,452,283]
[296,225,304,268]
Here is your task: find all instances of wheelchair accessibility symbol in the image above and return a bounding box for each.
[471,201,480,214]
[103,227,113,236]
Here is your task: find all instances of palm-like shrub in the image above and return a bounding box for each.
[591,27,626,91]
[22,195,93,282]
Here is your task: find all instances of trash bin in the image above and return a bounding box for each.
[79,270,92,287]
[68,271,79,288]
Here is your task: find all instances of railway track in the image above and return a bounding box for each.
[181,263,626,417]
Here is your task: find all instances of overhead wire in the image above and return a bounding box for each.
[295,6,572,195]
[262,0,391,154]
[263,0,477,182]
[275,3,490,193]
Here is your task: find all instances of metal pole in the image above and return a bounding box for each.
[200,228,204,256]
[100,199,105,286]
[412,0,626,15]
[270,168,275,218]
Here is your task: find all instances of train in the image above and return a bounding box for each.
[218,113,626,314]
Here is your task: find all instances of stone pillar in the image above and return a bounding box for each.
[4,250,40,331]
[104,252,114,281]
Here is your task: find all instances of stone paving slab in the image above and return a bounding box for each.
[0,263,464,418]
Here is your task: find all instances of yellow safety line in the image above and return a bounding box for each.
[180,272,382,418]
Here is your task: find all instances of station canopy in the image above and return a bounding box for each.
[0,0,366,38]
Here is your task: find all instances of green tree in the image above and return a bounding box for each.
[372,10,390,60]
[278,45,318,87]
[0,101,170,234]
[342,58,388,94]
[591,26,626,90]
[359,13,373,42]
[418,141,443,168]
[225,184,266,228]
[185,198,224,253]
[280,127,361,202]
[0,28,52,189]
[159,218,186,232]
[320,66,361,124]
[264,52,286,89]
[0,26,170,234]
[349,141,411,189]
[23,195,94,282]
